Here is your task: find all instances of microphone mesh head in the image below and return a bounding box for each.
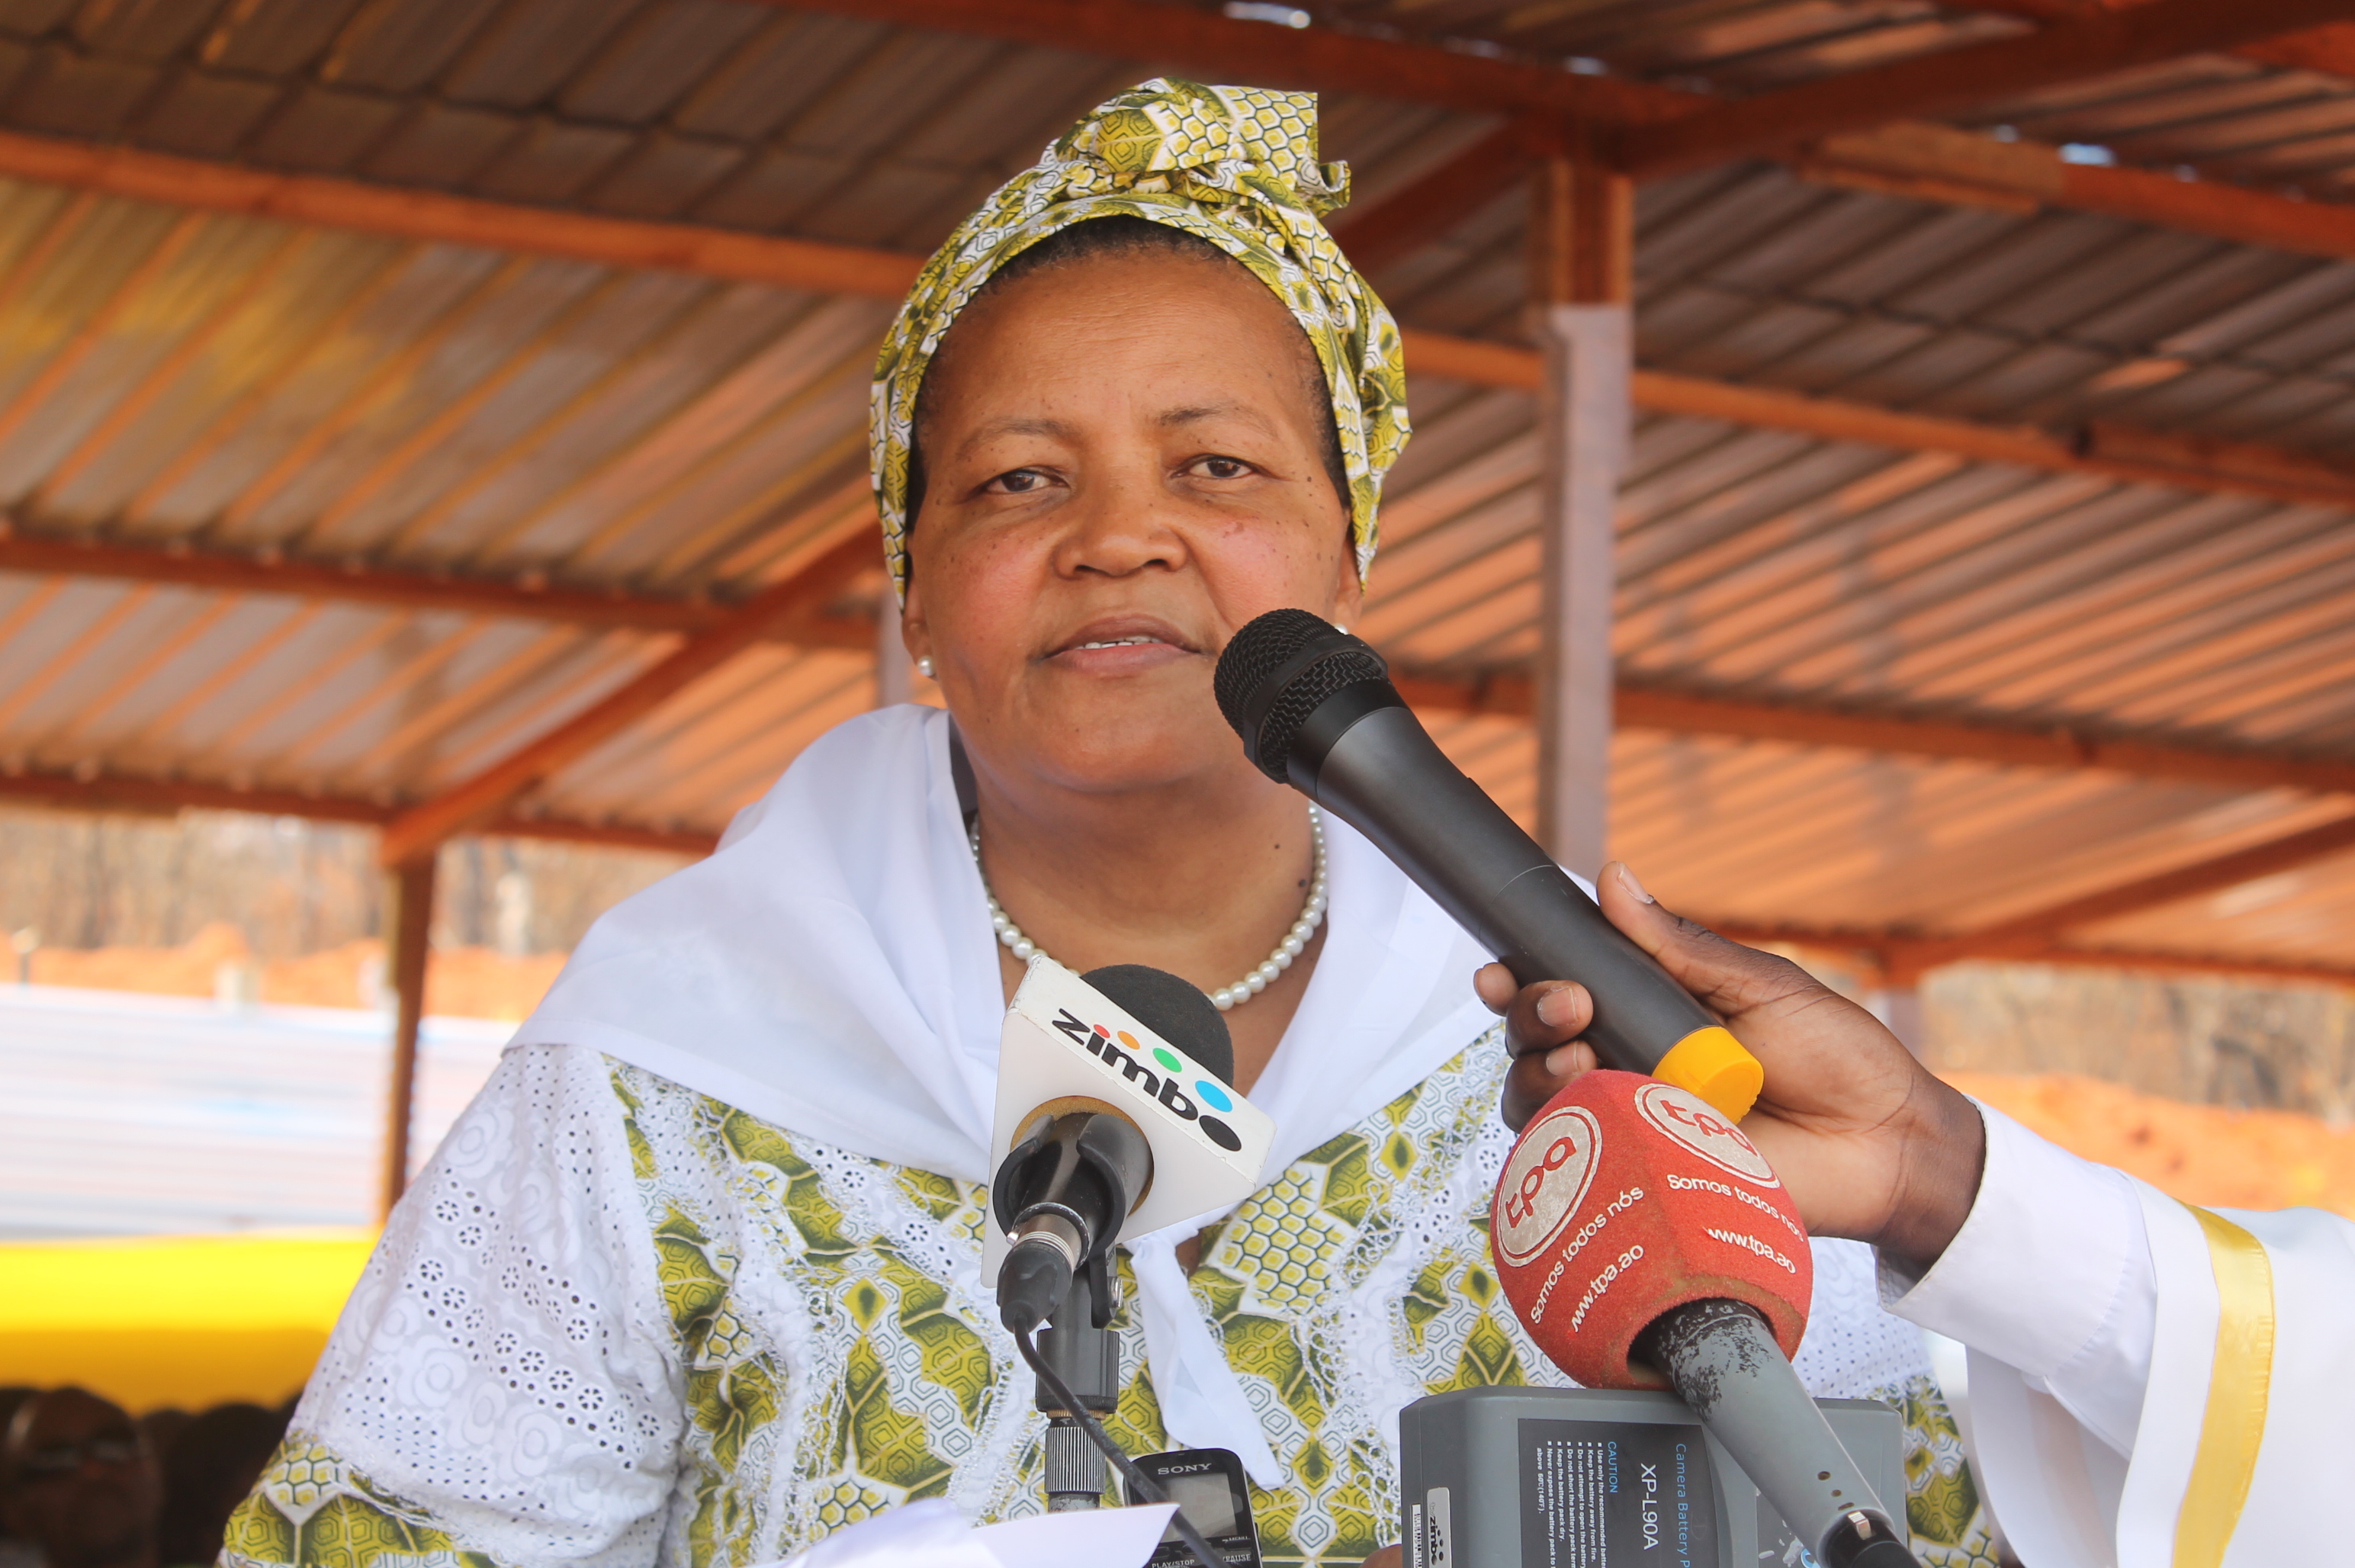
[1213,609,1326,733]
[1214,609,1390,783]
[1082,964,1235,1085]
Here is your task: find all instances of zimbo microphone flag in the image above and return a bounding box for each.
[1213,609,1763,1122]
[984,956,1276,1278]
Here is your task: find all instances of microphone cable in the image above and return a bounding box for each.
[1015,1324,1226,1568]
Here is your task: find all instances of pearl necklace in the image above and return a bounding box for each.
[972,805,1328,1011]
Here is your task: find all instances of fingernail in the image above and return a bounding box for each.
[1545,1045,1579,1077]
[1617,863,1654,904]
[1536,989,1568,1028]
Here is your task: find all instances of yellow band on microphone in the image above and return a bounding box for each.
[1651,1026,1763,1122]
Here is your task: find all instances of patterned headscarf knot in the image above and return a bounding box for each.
[869,78,1410,600]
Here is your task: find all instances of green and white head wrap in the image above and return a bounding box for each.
[869,77,1411,599]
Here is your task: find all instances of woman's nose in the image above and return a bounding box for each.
[1052,469,1191,578]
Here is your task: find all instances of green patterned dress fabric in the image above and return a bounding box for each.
[869,77,1410,598]
[222,1041,2001,1568]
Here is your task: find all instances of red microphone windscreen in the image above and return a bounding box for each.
[1491,1070,1811,1390]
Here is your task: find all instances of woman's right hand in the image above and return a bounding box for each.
[1473,862,1986,1277]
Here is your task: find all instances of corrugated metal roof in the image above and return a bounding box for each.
[1296,0,2355,196]
[0,2,2349,978]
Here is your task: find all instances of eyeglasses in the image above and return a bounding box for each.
[15,1436,142,1478]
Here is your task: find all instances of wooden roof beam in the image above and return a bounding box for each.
[1398,330,2355,512]
[1711,809,2355,981]
[1907,811,2355,966]
[374,532,880,867]
[1,74,2349,325]
[0,765,719,856]
[1394,670,2355,796]
[19,529,2355,797]
[760,1,2355,264]
[1611,0,2354,181]
[0,525,876,646]
[1959,2,2355,83]
[0,525,716,635]
[1798,120,2355,262]
[1711,916,2355,988]
[19,323,2355,642]
[766,0,1668,122]
[1329,122,1539,273]
[0,129,924,302]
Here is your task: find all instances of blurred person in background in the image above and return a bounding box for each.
[156,1406,288,1568]
[0,1387,159,1568]
[130,1416,185,1486]
[0,1390,34,1568]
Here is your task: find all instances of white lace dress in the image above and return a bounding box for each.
[223,1035,2000,1568]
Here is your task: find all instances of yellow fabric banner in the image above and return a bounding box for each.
[0,1230,372,1409]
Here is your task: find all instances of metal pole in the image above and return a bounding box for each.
[1528,153,1634,879]
[379,853,436,1220]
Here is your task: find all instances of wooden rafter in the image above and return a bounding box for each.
[0,115,2350,371]
[0,526,869,643]
[0,34,2344,289]
[1711,810,2355,982]
[1329,123,1538,272]
[15,333,2347,626]
[1900,811,2355,969]
[0,766,718,857]
[1393,671,2355,797]
[1961,1,2355,82]
[1611,0,2355,180]
[13,528,2355,798]
[757,0,2355,261]
[766,0,1667,122]
[374,532,881,866]
[0,129,924,302]
[1800,121,2355,262]
[1714,916,2355,988]
[1396,331,2355,512]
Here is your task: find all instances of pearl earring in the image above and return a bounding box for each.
[916,655,935,679]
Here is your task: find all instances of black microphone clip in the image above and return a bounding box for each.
[993,1108,1151,1339]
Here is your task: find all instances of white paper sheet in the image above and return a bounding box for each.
[769,1499,1181,1568]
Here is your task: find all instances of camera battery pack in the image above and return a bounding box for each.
[1399,1386,1908,1568]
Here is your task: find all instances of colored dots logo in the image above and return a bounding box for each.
[1194,1080,1233,1112]
[1152,1047,1183,1072]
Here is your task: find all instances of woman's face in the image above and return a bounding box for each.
[901,248,1361,800]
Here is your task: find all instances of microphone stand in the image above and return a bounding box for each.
[1034,1254,1120,1510]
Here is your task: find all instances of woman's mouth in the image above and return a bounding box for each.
[1048,622,1197,672]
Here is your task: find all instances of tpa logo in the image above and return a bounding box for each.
[1634,1080,1777,1186]
[1050,1009,1244,1152]
[1494,1104,1601,1265]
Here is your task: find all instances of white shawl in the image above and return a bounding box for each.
[509,704,1493,1479]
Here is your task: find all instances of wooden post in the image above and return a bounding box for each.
[379,853,436,1220]
[1528,151,1633,878]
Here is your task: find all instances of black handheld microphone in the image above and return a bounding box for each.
[1213,609,1763,1121]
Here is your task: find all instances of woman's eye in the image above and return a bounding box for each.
[985,468,1052,494]
[1193,455,1252,480]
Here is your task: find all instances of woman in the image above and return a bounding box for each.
[223,82,1997,1568]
